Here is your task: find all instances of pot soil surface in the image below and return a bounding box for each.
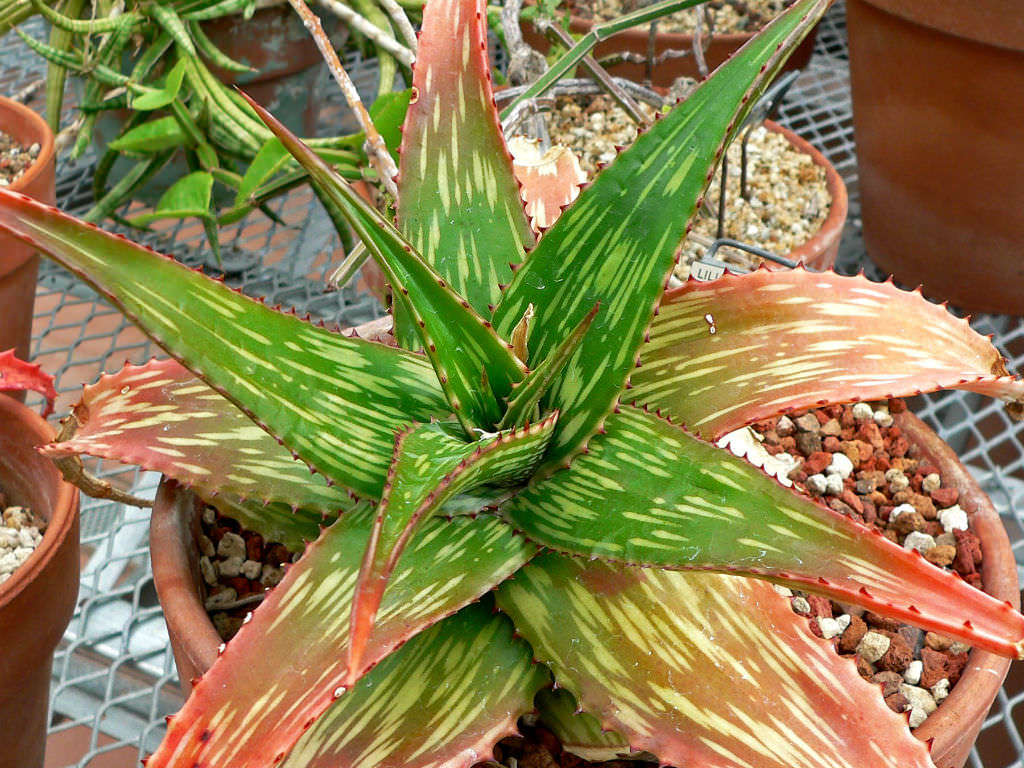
[0,491,44,585]
[0,130,41,187]
[196,399,983,764]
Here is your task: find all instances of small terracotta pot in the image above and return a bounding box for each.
[149,408,1015,764]
[0,397,80,768]
[847,0,1024,315]
[521,5,817,87]
[0,97,55,383]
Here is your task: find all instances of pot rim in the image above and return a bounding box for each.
[849,0,1024,53]
[0,396,79,610]
[0,95,56,200]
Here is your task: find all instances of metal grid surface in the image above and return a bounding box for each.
[0,2,1020,765]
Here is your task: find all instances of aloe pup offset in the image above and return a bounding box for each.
[2,0,1024,765]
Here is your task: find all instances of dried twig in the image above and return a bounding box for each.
[289,0,399,198]
[315,0,415,66]
[375,0,418,50]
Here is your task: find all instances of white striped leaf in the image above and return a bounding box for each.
[146,509,537,767]
[41,358,360,513]
[502,404,1024,659]
[498,555,937,768]
[631,269,1024,440]
[0,192,448,500]
[492,0,831,470]
[395,0,534,342]
[283,603,550,768]
[534,688,632,762]
[347,416,557,681]
[244,96,527,435]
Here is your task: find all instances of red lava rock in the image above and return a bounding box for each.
[920,647,950,689]
[923,521,945,540]
[779,435,797,451]
[930,486,960,508]
[224,576,251,596]
[828,498,857,518]
[872,670,904,697]
[803,451,833,475]
[244,531,265,561]
[806,595,833,618]
[820,418,843,437]
[208,525,231,545]
[889,436,910,458]
[795,431,823,456]
[965,572,983,590]
[924,632,953,652]
[877,632,913,673]
[823,435,842,453]
[856,422,884,450]
[855,654,875,679]
[884,692,910,713]
[946,651,969,686]
[865,612,902,633]
[861,499,878,525]
[264,542,291,567]
[887,398,907,414]
[839,614,868,653]
[840,489,864,515]
[953,529,982,576]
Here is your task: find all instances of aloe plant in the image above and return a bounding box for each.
[0,348,55,414]
[1,0,1024,765]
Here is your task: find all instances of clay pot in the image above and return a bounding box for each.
[149,408,1015,764]
[520,3,817,87]
[846,0,1024,315]
[0,97,55,386]
[0,396,80,768]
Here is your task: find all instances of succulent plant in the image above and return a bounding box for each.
[2,0,1024,766]
[0,348,55,415]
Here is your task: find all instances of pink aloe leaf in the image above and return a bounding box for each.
[347,414,557,682]
[498,554,938,768]
[395,0,534,341]
[40,358,360,514]
[508,138,587,233]
[146,509,537,767]
[501,404,1024,659]
[491,0,831,472]
[630,269,1024,441]
[0,189,449,500]
[0,349,56,416]
[281,603,550,768]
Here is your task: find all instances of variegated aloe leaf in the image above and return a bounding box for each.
[348,415,557,681]
[200,495,331,551]
[0,190,447,499]
[0,348,57,416]
[508,138,587,234]
[283,603,550,768]
[502,404,1024,659]
[499,555,937,768]
[146,509,536,767]
[242,97,527,434]
[533,688,633,762]
[40,359,360,513]
[492,0,831,471]
[631,269,1024,440]
[395,0,534,343]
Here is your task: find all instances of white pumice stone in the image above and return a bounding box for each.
[834,614,851,633]
[773,585,793,597]
[938,505,969,532]
[852,403,874,421]
[241,559,262,580]
[856,631,891,663]
[218,555,244,578]
[901,684,938,726]
[931,678,950,704]
[903,531,936,554]
[824,473,845,496]
[217,531,246,560]
[873,409,894,427]
[806,474,828,496]
[791,596,811,615]
[817,617,843,639]
[903,659,923,685]
[890,503,917,519]
[921,473,941,493]
[826,452,854,479]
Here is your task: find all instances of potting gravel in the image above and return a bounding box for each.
[574,0,794,35]
[0,495,44,585]
[0,130,41,187]
[200,397,980,761]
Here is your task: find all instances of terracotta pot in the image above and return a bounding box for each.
[149,408,1015,764]
[520,4,817,87]
[846,0,1024,315]
[0,396,80,768]
[0,97,55,387]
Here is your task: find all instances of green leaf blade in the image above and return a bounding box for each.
[498,556,937,768]
[0,190,447,499]
[502,405,1024,658]
[284,604,549,768]
[396,0,534,326]
[492,0,831,470]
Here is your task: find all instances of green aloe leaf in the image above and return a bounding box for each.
[41,359,359,514]
[348,416,557,680]
[145,510,536,767]
[502,404,1024,659]
[533,688,631,762]
[0,190,448,499]
[283,603,549,768]
[242,95,527,434]
[498,555,937,768]
[631,269,1024,440]
[395,0,534,340]
[492,0,831,471]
